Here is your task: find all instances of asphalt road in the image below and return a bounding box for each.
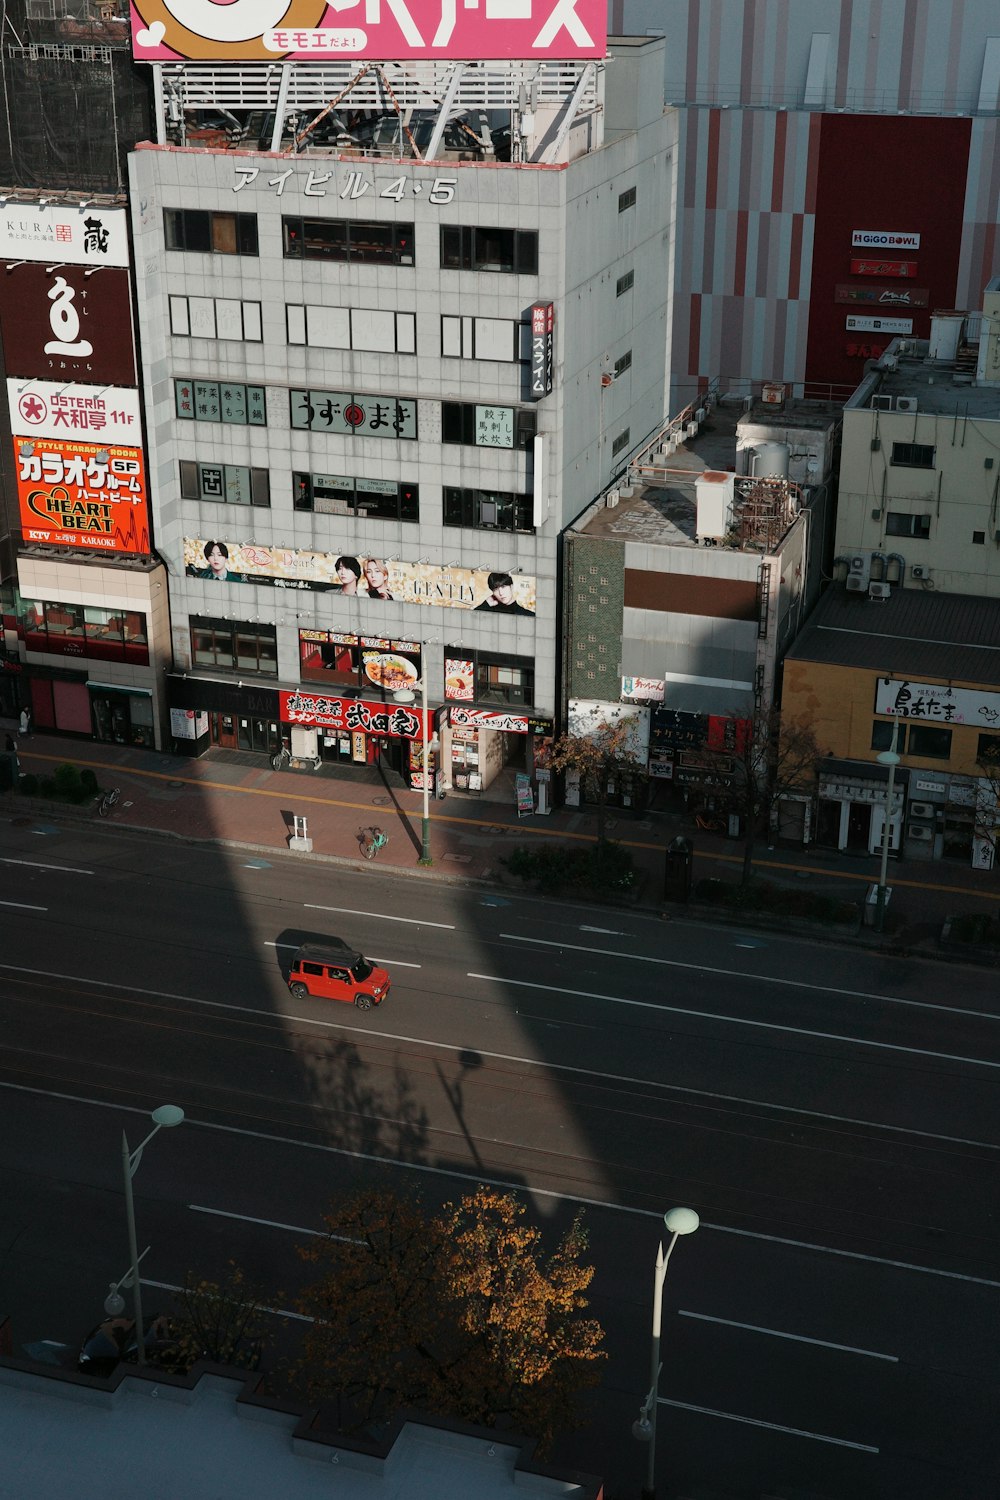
[1,817,998,1499]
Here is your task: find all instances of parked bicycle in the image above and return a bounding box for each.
[361,826,388,860]
[271,745,291,771]
[271,746,322,771]
[97,786,121,818]
[694,810,726,835]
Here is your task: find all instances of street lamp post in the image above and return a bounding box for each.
[874,719,902,933]
[394,675,436,865]
[121,1104,184,1364]
[632,1206,699,1500]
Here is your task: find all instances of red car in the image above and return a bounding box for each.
[287,943,389,1010]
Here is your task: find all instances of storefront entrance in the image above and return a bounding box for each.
[90,686,155,748]
[210,712,279,755]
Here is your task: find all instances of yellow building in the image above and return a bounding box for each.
[782,586,1000,868]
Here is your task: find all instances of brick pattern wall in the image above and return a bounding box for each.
[566,536,626,700]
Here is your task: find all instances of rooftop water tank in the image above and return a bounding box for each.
[929,311,965,362]
[751,441,789,479]
[696,470,735,539]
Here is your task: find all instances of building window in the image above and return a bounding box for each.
[446,646,534,706]
[440,225,538,274]
[21,599,148,665]
[179,461,270,507]
[611,427,631,456]
[293,472,419,521]
[444,487,533,533]
[174,379,266,425]
[973,530,986,545]
[286,304,416,354]
[169,296,262,342]
[289,389,417,440]
[613,350,632,377]
[977,734,1000,764]
[441,401,536,449]
[871,720,900,752]
[164,208,258,255]
[191,616,277,675]
[890,442,935,468]
[282,216,414,264]
[300,629,421,690]
[441,314,526,363]
[907,724,952,759]
[618,186,637,212]
[885,512,931,538]
[616,270,634,296]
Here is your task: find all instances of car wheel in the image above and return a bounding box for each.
[290,982,309,999]
[355,994,373,1010]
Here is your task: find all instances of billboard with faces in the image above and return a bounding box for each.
[184,539,536,614]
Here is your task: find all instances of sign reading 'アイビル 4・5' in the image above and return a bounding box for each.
[15,435,151,554]
[129,0,606,63]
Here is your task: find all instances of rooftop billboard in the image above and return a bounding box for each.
[130,0,606,63]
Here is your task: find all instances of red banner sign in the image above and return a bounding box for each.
[849,259,917,279]
[280,689,428,739]
[15,435,150,553]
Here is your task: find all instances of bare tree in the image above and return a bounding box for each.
[546,717,648,839]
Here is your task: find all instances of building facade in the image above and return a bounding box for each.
[127,37,675,788]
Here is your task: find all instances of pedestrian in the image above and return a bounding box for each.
[18,708,30,737]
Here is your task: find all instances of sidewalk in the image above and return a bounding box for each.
[6,725,999,943]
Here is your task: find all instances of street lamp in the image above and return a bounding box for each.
[874,719,902,933]
[121,1104,184,1364]
[632,1206,699,1500]
[393,675,438,866]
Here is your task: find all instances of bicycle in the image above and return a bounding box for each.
[361,826,388,860]
[271,745,291,771]
[97,787,121,818]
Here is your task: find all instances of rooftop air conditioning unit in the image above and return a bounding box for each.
[896,396,919,413]
[911,564,929,580]
[869,581,891,600]
[761,382,785,405]
[845,554,870,591]
[605,488,620,508]
[871,395,893,411]
[907,824,933,842]
[910,801,936,819]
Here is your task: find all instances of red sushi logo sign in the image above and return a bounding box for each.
[16,435,151,554]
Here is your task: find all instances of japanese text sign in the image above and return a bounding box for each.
[16,435,151,554]
[130,0,606,63]
[280,690,428,739]
[0,204,128,267]
[529,302,554,400]
[290,388,417,439]
[0,264,136,385]
[8,380,141,445]
[876,676,1000,728]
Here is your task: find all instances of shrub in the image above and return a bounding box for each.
[39,777,56,798]
[80,767,98,794]
[54,763,82,797]
[18,773,38,796]
[693,876,856,925]
[502,840,635,896]
[948,912,1000,946]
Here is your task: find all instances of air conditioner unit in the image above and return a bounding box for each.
[844,553,871,591]
[907,824,933,842]
[869,581,891,600]
[605,488,620,508]
[910,801,936,819]
[761,382,786,405]
[911,564,929,580]
[896,396,919,413]
[871,395,893,411]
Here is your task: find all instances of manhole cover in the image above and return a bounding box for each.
[168,780,186,789]
[371,795,393,807]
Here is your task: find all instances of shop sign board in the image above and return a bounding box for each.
[8,379,141,445]
[449,705,552,735]
[621,675,663,701]
[568,699,650,755]
[129,0,607,64]
[0,203,128,267]
[184,539,536,612]
[835,283,928,308]
[280,689,428,739]
[290,389,417,440]
[16,435,151,554]
[877,676,1000,726]
[851,230,920,250]
[850,258,917,278]
[845,314,913,335]
[529,302,554,400]
[0,264,136,384]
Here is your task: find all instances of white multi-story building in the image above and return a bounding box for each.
[128,35,675,789]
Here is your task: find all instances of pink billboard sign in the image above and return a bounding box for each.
[130,0,607,63]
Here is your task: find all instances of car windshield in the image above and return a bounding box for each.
[352,958,373,981]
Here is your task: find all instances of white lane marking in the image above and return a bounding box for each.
[3,1080,1000,1290]
[263,941,421,969]
[142,1277,311,1324]
[467,971,1000,1073]
[498,933,1000,1022]
[657,1399,879,1453]
[0,857,92,875]
[0,900,46,911]
[678,1310,897,1362]
[2,961,1000,1156]
[306,903,454,929]
[188,1204,363,1244]
[580,925,621,934]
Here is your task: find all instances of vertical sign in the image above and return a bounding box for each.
[530,302,554,399]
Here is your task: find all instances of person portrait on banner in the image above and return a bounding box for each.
[474,571,533,615]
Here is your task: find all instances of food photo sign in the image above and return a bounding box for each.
[184,539,536,614]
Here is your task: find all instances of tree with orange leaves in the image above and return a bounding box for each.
[296,1186,604,1450]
